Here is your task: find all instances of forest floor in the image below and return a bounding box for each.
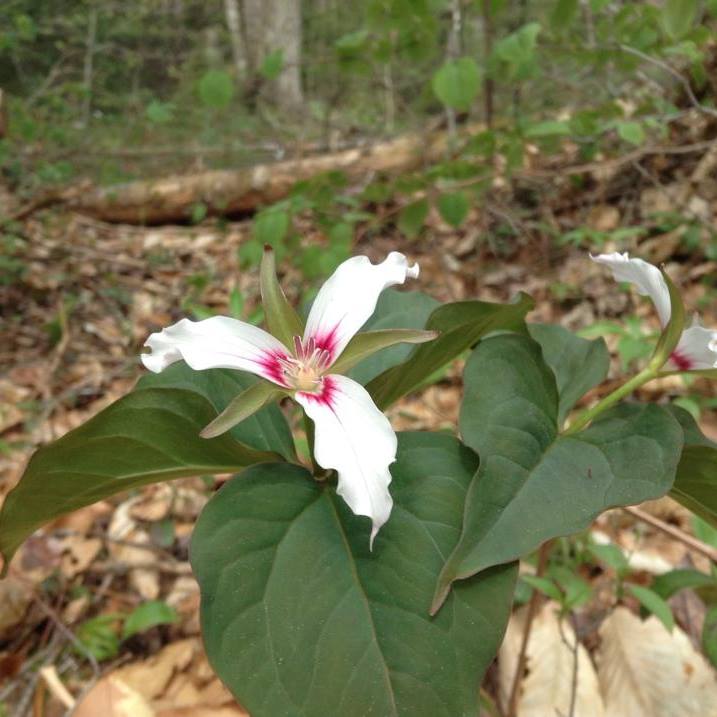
[1,129,717,716]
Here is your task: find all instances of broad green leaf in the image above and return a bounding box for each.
[662,0,697,39]
[665,406,717,526]
[432,334,683,612]
[136,363,295,457]
[191,433,516,717]
[0,364,294,569]
[122,600,178,640]
[652,569,717,600]
[529,323,610,426]
[367,293,534,410]
[437,192,470,228]
[397,198,429,239]
[626,584,675,631]
[201,381,285,439]
[492,23,541,81]
[260,245,303,347]
[432,57,481,111]
[331,329,437,376]
[617,121,646,146]
[671,445,717,528]
[198,70,234,109]
[348,289,440,386]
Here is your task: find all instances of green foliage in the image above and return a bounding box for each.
[122,600,178,640]
[528,323,610,426]
[432,57,481,111]
[433,333,683,612]
[617,120,646,146]
[198,70,234,109]
[76,614,123,661]
[397,198,429,238]
[346,288,440,385]
[661,0,698,39]
[492,22,541,81]
[191,434,516,717]
[626,584,675,631]
[704,606,717,668]
[0,364,294,568]
[145,100,174,125]
[260,50,284,80]
[367,293,534,410]
[437,191,470,228]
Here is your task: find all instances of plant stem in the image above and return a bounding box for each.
[506,540,553,717]
[563,365,657,436]
[303,412,320,474]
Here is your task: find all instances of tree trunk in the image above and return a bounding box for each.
[224,0,246,80]
[241,0,303,110]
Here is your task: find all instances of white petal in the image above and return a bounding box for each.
[295,374,396,547]
[670,319,717,370]
[141,316,291,386]
[304,252,420,364]
[591,252,671,327]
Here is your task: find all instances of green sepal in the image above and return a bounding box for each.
[650,269,685,370]
[367,292,534,410]
[201,381,287,439]
[330,329,438,375]
[260,245,303,347]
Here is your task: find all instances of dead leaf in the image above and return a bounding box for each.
[499,603,605,717]
[597,606,717,717]
[58,536,102,578]
[114,638,198,702]
[156,708,247,717]
[0,577,33,639]
[73,676,155,717]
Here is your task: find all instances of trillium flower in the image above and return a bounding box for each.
[141,250,433,546]
[591,251,717,371]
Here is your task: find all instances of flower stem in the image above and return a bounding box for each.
[302,412,320,475]
[563,365,657,436]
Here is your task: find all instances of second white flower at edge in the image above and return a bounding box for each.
[592,251,717,371]
[141,252,421,547]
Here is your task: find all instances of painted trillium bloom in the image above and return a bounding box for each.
[591,251,717,371]
[141,251,431,546]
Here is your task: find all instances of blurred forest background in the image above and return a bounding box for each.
[2,1,717,716]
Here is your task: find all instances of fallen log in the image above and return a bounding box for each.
[61,126,467,224]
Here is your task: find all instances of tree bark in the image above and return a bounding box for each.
[241,0,303,110]
[63,127,473,224]
[224,0,246,80]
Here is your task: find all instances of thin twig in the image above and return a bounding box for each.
[556,613,579,717]
[619,44,717,119]
[623,505,717,563]
[506,540,553,717]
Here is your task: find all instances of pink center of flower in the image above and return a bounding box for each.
[277,336,333,392]
[670,349,694,372]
